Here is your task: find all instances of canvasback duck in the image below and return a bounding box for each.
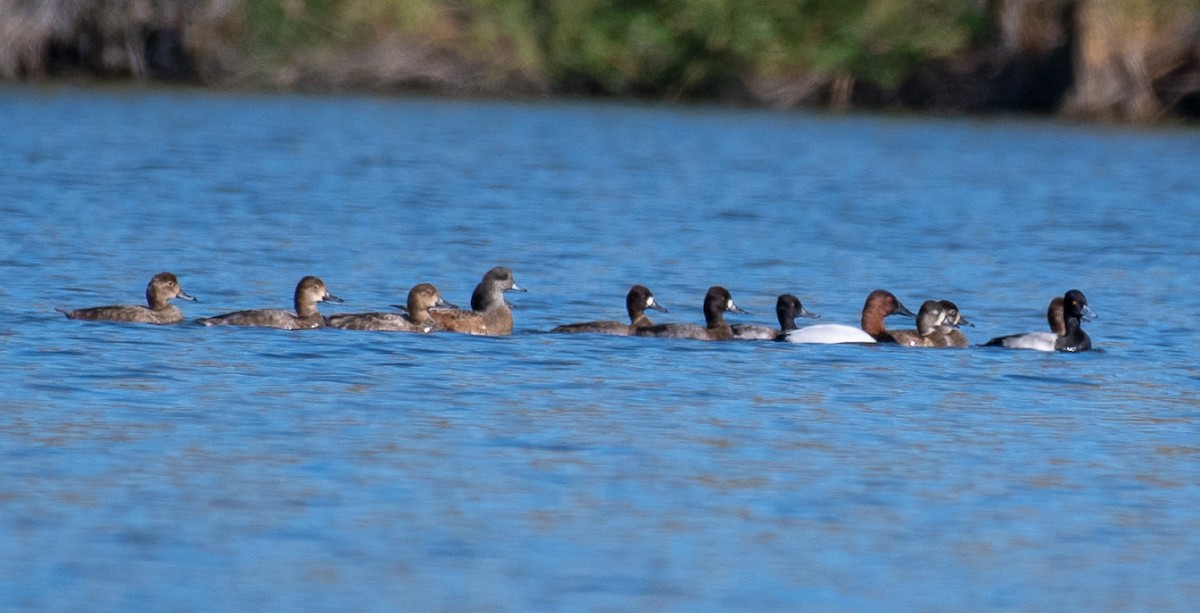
[430,266,525,336]
[932,299,972,348]
[782,289,916,344]
[57,272,195,324]
[551,284,668,335]
[983,292,1094,352]
[326,283,452,332]
[196,276,342,330]
[635,286,747,341]
[731,294,820,340]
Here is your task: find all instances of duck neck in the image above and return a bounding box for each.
[630,312,655,328]
[861,311,892,342]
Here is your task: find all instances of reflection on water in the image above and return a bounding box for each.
[2,85,1199,610]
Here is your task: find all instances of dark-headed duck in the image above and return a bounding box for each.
[984,293,1094,352]
[551,284,668,335]
[58,272,195,324]
[731,294,820,340]
[635,286,747,341]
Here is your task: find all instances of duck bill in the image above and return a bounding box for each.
[648,300,668,313]
[891,300,917,319]
[509,282,528,293]
[958,317,974,327]
[323,293,344,304]
[728,301,749,315]
[435,298,459,310]
[1080,304,1098,321]
[799,307,820,319]
[177,290,197,302]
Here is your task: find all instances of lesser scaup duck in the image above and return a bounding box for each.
[891,300,965,347]
[326,283,452,332]
[430,266,525,335]
[58,272,196,324]
[782,289,916,344]
[933,299,972,348]
[635,286,747,341]
[551,284,668,335]
[196,275,342,330]
[983,293,1092,352]
[730,294,820,340]
[982,296,1065,350]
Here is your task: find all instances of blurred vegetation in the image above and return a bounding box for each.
[2,0,1199,120]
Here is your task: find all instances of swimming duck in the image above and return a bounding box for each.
[551,284,668,335]
[983,296,1064,351]
[983,292,1095,352]
[635,286,747,341]
[196,276,342,330]
[932,299,972,348]
[326,283,452,332]
[57,272,195,324]
[782,289,916,344]
[890,300,951,347]
[730,294,820,340]
[430,266,525,336]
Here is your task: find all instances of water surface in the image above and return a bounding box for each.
[2,85,1199,611]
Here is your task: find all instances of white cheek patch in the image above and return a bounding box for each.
[727,299,735,310]
[646,297,656,307]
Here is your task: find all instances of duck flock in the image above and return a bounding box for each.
[57,267,1098,352]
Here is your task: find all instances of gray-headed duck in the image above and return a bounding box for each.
[196,276,342,330]
[551,284,668,335]
[932,299,972,348]
[782,289,916,344]
[635,286,747,341]
[891,300,950,347]
[731,294,820,340]
[430,266,525,336]
[58,272,196,324]
[327,283,452,332]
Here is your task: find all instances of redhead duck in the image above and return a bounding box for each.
[58,272,195,324]
[731,294,820,340]
[635,286,747,341]
[430,266,525,336]
[551,284,667,335]
[983,293,1093,352]
[327,283,452,332]
[782,289,916,344]
[197,276,342,330]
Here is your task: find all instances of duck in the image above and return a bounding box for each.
[57,272,196,324]
[890,300,951,347]
[932,299,972,348]
[326,283,453,332]
[196,276,342,330]
[429,266,525,335]
[1053,289,1096,352]
[782,289,916,344]
[983,293,1088,352]
[730,294,820,340]
[551,284,667,335]
[634,286,747,341]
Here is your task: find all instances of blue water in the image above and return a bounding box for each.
[2,84,1199,611]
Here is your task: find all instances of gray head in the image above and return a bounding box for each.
[471,266,526,311]
[915,300,948,336]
